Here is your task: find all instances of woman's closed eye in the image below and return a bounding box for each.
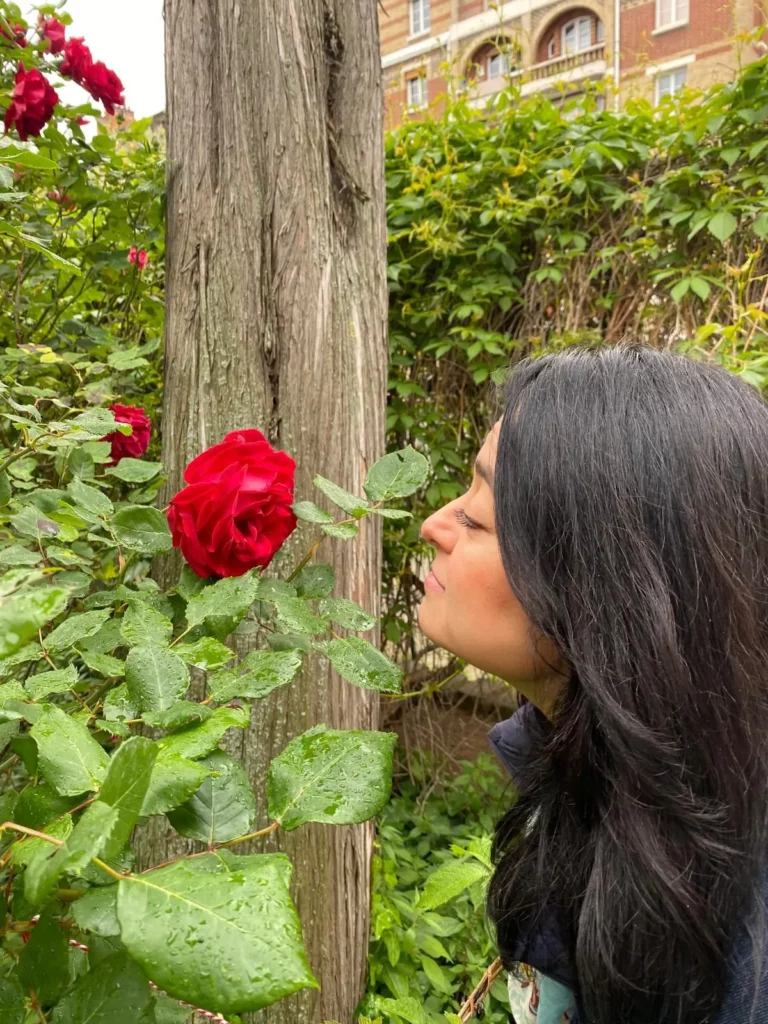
[453,507,482,530]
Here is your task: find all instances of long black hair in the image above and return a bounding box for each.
[487,347,768,1023]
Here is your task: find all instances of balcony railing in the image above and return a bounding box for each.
[524,44,606,82]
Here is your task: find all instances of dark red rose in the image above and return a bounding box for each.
[167,429,297,579]
[47,189,74,208]
[4,66,58,141]
[60,37,92,84]
[42,18,65,54]
[82,60,124,115]
[104,403,151,463]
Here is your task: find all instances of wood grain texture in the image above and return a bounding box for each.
[136,3,388,1021]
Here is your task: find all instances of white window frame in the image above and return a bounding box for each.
[596,19,605,43]
[547,36,556,59]
[655,65,687,102]
[488,51,510,79]
[562,16,593,55]
[406,74,428,109]
[409,0,431,38]
[655,0,689,31]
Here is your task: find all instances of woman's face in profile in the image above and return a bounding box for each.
[419,421,563,692]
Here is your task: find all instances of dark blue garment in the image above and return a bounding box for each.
[487,706,768,1023]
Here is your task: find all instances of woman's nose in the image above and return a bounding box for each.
[421,501,459,552]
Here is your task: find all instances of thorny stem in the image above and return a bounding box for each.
[385,666,464,701]
[170,625,193,647]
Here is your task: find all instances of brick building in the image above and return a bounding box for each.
[380,0,767,128]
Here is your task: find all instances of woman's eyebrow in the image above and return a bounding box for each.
[475,458,493,485]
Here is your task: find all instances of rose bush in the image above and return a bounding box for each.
[104,403,152,463]
[4,64,57,139]
[167,428,298,579]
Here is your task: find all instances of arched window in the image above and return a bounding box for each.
[562,15,593,54]
[487,50,511,78]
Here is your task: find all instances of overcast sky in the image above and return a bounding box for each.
[32,0,166,118]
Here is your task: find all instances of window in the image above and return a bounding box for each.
[656,0,689,29]
[562,16,593,55]
[406,75,428,109]
[655,65,687,101]
[596,19,605,43]
[547,36,556,59]
[488,51,510,79]
[410,0,430,37]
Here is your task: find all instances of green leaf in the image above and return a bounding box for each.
[185,571,261,629]
[0,974,25,1024]
[45,609,112,655]
[143,702,212,730]
[294,564,335,599]
[418,857,490,911]
[363,446,429,501]
[0,472,10,508]
[79,649,126,678]
[67,479,113,517]
[116,851,318,1014]
[120,601,173,647]
[167,750,257,843]
[102,683,137,724]
[97,736,158,858]
[708,209,738,243]
[173,637,235,671]
[0,586,70,659]
[150,993,195,1024]
[8,815,72,868]
[317,637,403,693]
[0,544,42,566]
[106,459,163,484]
[313,476,370,516]
[271,596,328,635]
[369,508,413,520]
[267,724,397,830]
[25,664,79,699]
[141,754,211,816]
[51,952,153,1024]
[754,211,768,238]
[292,501,333,524]
[25,802,119,906]
[125,646,190,713]
[320,598,377,632]
[31,704,109,796]
[374,996,427,1024]
[158,704,250,761]
[112,506,173,555]
[17,907,69,1006]
[208,650,303,703]
[321,522,359,539]
[71,885,120,937]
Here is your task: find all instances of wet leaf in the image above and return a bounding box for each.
[125,646,190,713]
[117,851,318,1013]
[317,636,402,693]
[268,724,397,831]
[167,750,257,843]
[31,704,109,796]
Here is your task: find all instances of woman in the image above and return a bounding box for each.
[419,347,768,1024]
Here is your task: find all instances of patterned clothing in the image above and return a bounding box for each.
[507,964,576,1024]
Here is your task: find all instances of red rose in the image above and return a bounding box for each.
[4,66,58,141]
[82,60,124,115]
[42,18,65,54]
[167,429,297,579]
[60,37,92,84]
[47,189,74,208]
[104,403,151,463]
[1,23,27,46]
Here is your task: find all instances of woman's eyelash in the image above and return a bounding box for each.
[453,507,481,530]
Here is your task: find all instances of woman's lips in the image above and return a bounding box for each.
[424,569,445,593]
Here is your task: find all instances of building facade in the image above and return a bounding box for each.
[380,0,767,128]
